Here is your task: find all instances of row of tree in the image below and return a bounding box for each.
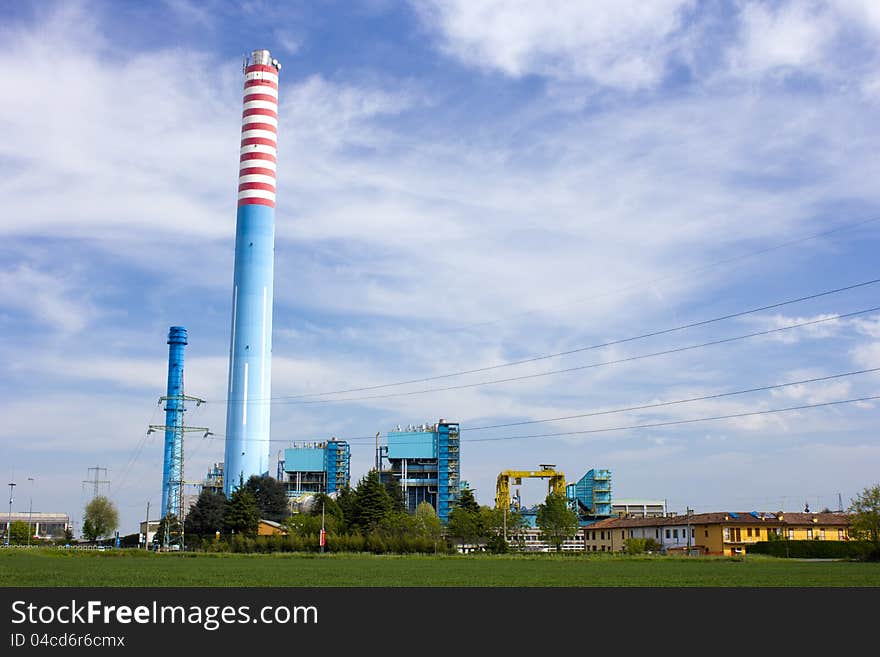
[74,479,880,557]
[180,471,582,552]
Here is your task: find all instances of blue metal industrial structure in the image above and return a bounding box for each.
[278,440,351,497]
[566,468,612,519]
[161,326,187,519]
[378,421,460,524]
[223,49,281,496]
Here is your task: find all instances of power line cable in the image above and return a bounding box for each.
[264,305,880,405]
[460,394,880,443]
[204,366,880,444]
[442,215,880,333]
[429,366,880,432]
[219,277,880,403]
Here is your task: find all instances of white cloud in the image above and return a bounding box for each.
[412,0,695,88]
[163,0,214,27]
[746,313,842,344]
[770,379,852,404]
[274,30,301,56]
[0,265,91,333]
[850,315,880,338]
[850,341,880,369]
[726,1,837,78]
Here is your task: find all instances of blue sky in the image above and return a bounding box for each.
[2,0,880,534]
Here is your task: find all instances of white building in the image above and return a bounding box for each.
[610,498,666,518]
[1,512,71,540]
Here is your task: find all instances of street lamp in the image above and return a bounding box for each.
[27,478,34,547]
[6,481,16,547]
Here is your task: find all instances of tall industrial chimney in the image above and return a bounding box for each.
[223,49,281,496]
[161,326,187,518]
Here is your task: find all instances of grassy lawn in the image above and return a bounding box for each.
[1,549,878,586]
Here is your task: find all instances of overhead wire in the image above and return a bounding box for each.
[210,277,880,404]
[202,366,880,444]
[441,215,880,333]
[259,305,880,405]
[460,394,880,443]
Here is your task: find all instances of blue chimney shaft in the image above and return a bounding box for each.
[223,50,281,495]
[161,326,187,518]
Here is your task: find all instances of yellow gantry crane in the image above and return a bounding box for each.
[495,464,566,509]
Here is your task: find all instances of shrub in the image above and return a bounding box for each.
[749,540,873,559]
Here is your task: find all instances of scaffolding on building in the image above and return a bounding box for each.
[277,440,350,498]
[566,468,612,519]
[377,420,460,524]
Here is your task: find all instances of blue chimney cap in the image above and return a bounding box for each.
[167,326,188,345]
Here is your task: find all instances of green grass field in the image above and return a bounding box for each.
[1,549,878,586]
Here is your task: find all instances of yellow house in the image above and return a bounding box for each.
[584,512,851,555]
[693,512,850,555]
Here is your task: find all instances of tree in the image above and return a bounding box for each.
[336,486,356,527]
[644,538,661,553]
[82,495,119,542]
[245,474,289,522]
[154,514,181,546]
[445,488,484,550]
[536,492,579,552]
[849,484,880,549]
[309,493,344,524]
[457,487,480,513]
[185,489,227,538]
[479,505,527,551]
[384,478,407,513]
[480,506,525,553]
[9,520,30,545]
[351,471,393,531]
[446,506,482,550]
[225,485,260,537]
[414,501,442,543]
[285,493,345,535]
[53,527,74,546]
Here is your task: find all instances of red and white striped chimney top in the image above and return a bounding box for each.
[239,50,281,208]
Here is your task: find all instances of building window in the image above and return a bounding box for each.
[629,530,634,538]
[838,529,844,540]
[807,529,813,540]
[622,530,625,539]
[704,530,708,538]
[747,528,752,537]
[655,529,659,538]
[819,529,826,540]
[723,527,730,540]
[665,529,671,539]
[754,528,761,540]
[672,529,678,539]
[787,529,794,539]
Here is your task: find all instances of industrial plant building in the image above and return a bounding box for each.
[278,440,351,498]
[202,462,224,494]
[378,420,461,523]
[566,468,612,518]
